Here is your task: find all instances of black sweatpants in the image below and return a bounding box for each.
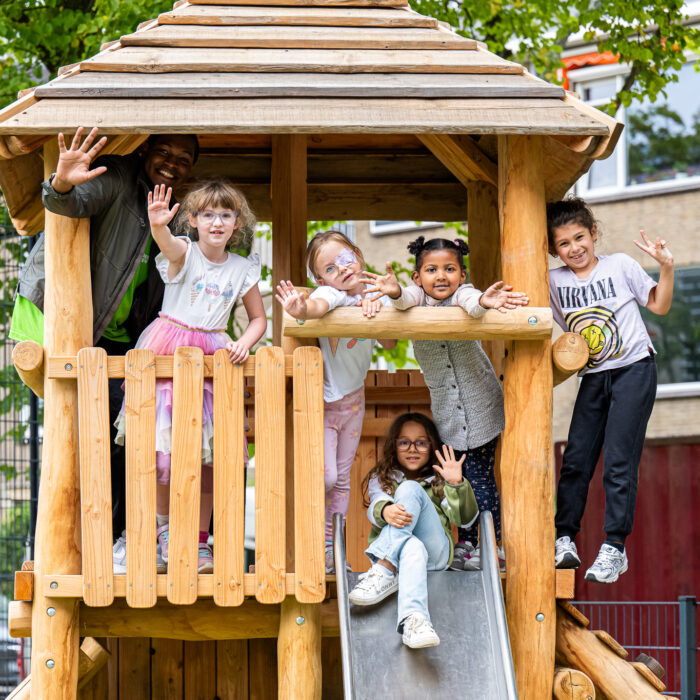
[555,355,657,542]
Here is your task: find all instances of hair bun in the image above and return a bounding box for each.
[454,239,469,256]
[407,235,426,256]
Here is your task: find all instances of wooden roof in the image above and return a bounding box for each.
[0,0,622,234]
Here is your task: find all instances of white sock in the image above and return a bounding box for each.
[373,563,395,578]
[156,514,169,528]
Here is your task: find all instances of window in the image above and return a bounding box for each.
[370,221,442,235]
[572,61,700,196]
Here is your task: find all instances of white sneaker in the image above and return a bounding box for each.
[555,536,581,569]
[348,566,398,606]
[585,544,628,584]
[449,542,476,570]
[454,544,506,572]
[113,531,127,574]
[402,613,440,649]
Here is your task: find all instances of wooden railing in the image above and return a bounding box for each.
[44,345,325,608]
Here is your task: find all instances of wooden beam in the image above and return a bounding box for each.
[14,570,33,602]
[419,134,497,186]
[12,340,44,398]
[29,139,90,700]
[553,666,596,700]
[186,0,410,7]
[552,332,588,387]
[498,134,555,699]
[283,306,552,341]
[271,134,307,346]
[278,598,322,699]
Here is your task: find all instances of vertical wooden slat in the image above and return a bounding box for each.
[293,346,325,602]
[213,349,245,607]
[124,349,157,609]
[183,641,216,700]
[167,346,204,605]
[254,346,286,603]
[151,638,184,700]
[117,638,150,700]
[77,347,114,607]
[216,640,248,699]
[498,134,555,699]
[249,639,278,700]
[321,637,344,700]
[106,637,118,700]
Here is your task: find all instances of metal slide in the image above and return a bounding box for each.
[334,511,518,700]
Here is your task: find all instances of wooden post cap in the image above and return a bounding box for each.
[12,340,45,398]
[552,332,589,372]
[553,666,595,700]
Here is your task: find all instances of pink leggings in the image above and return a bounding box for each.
[324,387,365,542]
[156,452,213,493]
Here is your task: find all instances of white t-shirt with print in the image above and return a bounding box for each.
[156,237,261,330]
[549,253,657,374]
[309,285,389,402]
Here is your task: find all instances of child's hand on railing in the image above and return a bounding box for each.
[432,444,466,486]
[358,296,383,318]
[478,281,529,314]
[226,340,250,364]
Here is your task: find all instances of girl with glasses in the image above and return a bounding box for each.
[348,412,477,648]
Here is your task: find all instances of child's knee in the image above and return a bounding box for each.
[325,472,338,492]
[156,451,171,484]
[400,536,428,566]
[395,480,424,501]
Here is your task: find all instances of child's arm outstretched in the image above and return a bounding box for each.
[275,280,331,320]
[147,184,188,280]
[226,286,267,364]
[633,230,674,315]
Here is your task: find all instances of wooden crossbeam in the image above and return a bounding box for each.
[418,133,497,187]
[187,0,410,6]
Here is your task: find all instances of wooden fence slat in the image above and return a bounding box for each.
[213,349,245,606]
[117,638,150,698]
[254,346,286,603]
[167,346,204,604]
[151,638,184,700]
[216,640,248,698]
[293,347,325,602]
[124,349,157,609]
[77,347,114,607]
[184,641,217,699]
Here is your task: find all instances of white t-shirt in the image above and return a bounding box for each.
[549,253,657,374]
[156,238,261,330]
[309,285,389,402]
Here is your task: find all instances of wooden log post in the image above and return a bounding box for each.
[30,139,92,699]
[12,340,45,398]
[552,332,589,387]
[498,134,555,699]
[553,665,596,699]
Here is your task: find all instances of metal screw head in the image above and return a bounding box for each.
[64,363,73,371]
[528,316,538,325]
[46,659,55,669]
[46,607,56,617]
[536,613,545,622]
[50,581,58,590]
[295,616,305,626]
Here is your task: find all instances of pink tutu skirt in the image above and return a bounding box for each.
[115,313,247,465]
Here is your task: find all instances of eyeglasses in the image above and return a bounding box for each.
[396,439,430,452]
[196,210,238,224]
[321,250,358,277]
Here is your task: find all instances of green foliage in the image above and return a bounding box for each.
[0,501,30,599]
[411,0,700,115]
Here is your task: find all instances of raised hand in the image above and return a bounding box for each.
[275,280,308,319]
[383,503,413,528]
[360,262,401,301]
[53,127,108,192]
[479,281,529,314]
[226,340,250,365]
[147,184,180,228]
[432,444,466,486]
[633,230,673,266]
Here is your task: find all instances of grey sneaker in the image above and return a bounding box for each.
[348,566,398,606]
[449,542,477,571]
[113,531,127,574]
[585,544,628,583]
[325,547,335,574]
[402,613,440,649]
[555,536,581,569]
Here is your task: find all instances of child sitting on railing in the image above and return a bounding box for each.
[115,180,266,573]
[275,230,396,574]
[362,236,528,572]
[348,412,477,648]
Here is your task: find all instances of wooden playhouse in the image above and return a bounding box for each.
[0,0,670,697]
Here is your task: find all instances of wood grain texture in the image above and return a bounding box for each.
[13,571,33,601]
[77,347,114,607]
[293,347,325,603]
[284,306,552,340]
[278,598,322,699]
[553,666,596,700]
[556,607,665,698]
[151,638,184,700]
[160,5,437,28]
[217,640,248,698]
[168,346,204,604]
[593,630,628,659]
[188,0,409,6]
[212,349,245,606]
[419,133,497,186]
[498,134,555,700]
[552,332,589,386]
[249,638,279,700]
[12,340,44,398]
[254,347,287,603]
[120,25,476,50]
[184,640,217,698]
[118,638,150,698]
[271,134,307,345]
[124,349,157,608]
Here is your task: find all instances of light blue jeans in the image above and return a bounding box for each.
[365,480,450,630]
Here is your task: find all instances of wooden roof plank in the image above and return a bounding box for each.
[159,5,438,28]
[78,46,524,74]
[186,0,410,5]
[119,25,477,50]
[0,97,611,136]
[34,72,564,99]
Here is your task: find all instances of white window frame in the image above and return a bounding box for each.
[571,58,700,202]
[370,221,443,236]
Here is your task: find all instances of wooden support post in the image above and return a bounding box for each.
[12,340,44,398]
[271,134,307,346]
[553,665,596,699]
[498,134,555,699]
[552,332,589,387]
[30,140,92,699]
[278,597,322,700]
